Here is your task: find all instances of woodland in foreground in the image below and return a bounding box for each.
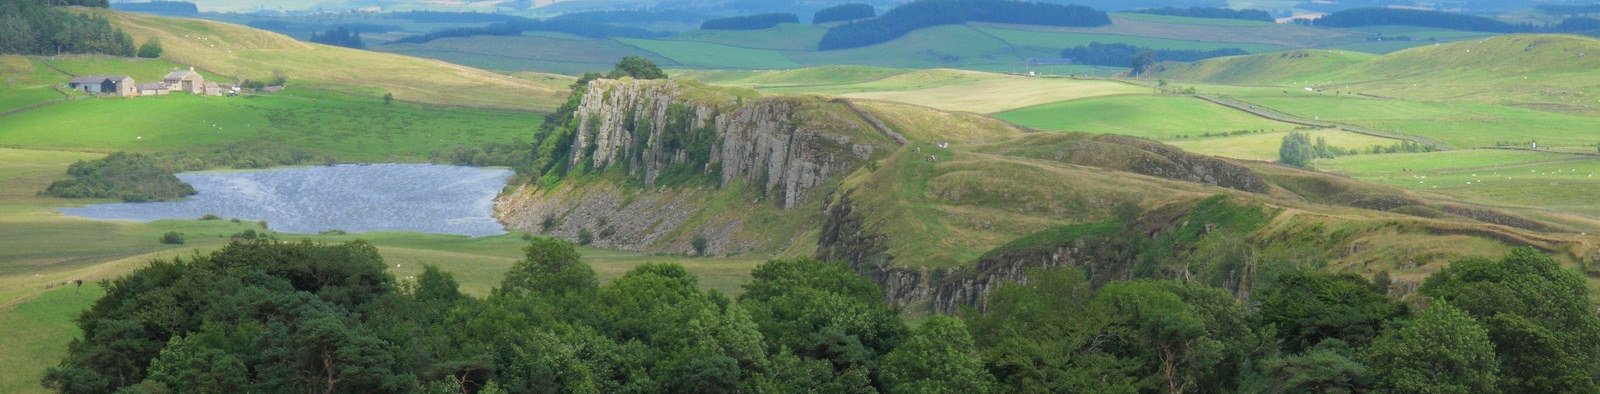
[43,237,1600,393]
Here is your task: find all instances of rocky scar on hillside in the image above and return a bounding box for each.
[498,79,892,253]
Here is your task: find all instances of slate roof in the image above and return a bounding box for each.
[164,69,199,81]
[70,75,111,84]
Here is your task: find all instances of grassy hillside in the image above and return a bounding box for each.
[383,34,670,75]
[0,86,541,162]
[1155,35,1600,107]
[688,68,1150,114]
[81,8,571,111]
[1149,49,1376,85]
[995,94,1299,138]
[1322,150,1600,216]
[617,38,801,69]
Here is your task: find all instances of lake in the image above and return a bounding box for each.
[59,164,513,237]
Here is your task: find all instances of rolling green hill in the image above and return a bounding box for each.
[1153,34,1600,107]
[377,13,1422,77]
[82,8,571,111]
[1146,49,1377,85]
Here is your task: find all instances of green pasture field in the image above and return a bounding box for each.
[784,25,1022,70]
[682,67,1138,109]
[1111,12,1277,27]
[1345,26,1497,41]
[994,94,1300,138]
[1232,94,1600,149]
[382,35,668,75]
[0,285,104,394]
[91,9,570,111]
[728,69,1150,114]
[674,66,907,88]
[618,38,801,69]
[1320,150,1600,215]
[671,23,828,51]
[0,88,542,162]
[42,56,228,84]
[0,57,71,111]
[1167,129,1401,161]
[976,26,1286,53]
[981,27,1284,56]
[1320,40,1440,54]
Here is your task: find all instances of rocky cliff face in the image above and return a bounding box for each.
[498,79,889,252]
[819,194,1213,314]
[569,79,881,209]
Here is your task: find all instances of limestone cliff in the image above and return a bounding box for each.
[497,79,893,253]
[568,79,886,209]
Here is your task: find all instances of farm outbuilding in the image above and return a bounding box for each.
[137,82,169,96]
[68,75,137,96]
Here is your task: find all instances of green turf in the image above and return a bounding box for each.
[785,25,1022,69]
[0,284,105,394]
[1345,26,1497,41]
[0,88,542,162]
[618,38,801,69]
[1111,12,1278,27]
[1320,150,1600,215]
[995,94,1300,139]
[43,56,228,85]
[975,26,1286,53]
[1233,94,1600,149]
[382,35,669,75]
[669,23,828,51]
[1167,129,1401,161]
[674,66,907,88]
[90,9,571,111]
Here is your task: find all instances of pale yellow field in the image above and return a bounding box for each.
[841,73,1150,114]
[1168,128,1401,161]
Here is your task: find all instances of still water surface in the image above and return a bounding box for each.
[60,164,512,237]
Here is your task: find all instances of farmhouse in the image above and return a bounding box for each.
[67,75,137,96]
[137,82,169,96]
[163,67,205,94]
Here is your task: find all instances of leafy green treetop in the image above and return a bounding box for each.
[608,56,667,80]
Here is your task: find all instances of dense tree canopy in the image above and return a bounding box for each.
[45,236,1599,392]
[0,0,134,56]
[700,13,800,30]
[1279,131,1315,167]
[819,0,1110,50]
[1420,248,1600,393]
[309,26,366,49]
[43,152,195,202]
[813,3,876,24]
[1364,302,1499,393]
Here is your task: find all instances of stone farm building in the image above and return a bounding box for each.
[67,67,237,97]
[163,67,205,94]
[137,82,169,96]
[68,75,137,96]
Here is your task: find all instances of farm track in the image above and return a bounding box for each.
[1194,94,1452,151]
